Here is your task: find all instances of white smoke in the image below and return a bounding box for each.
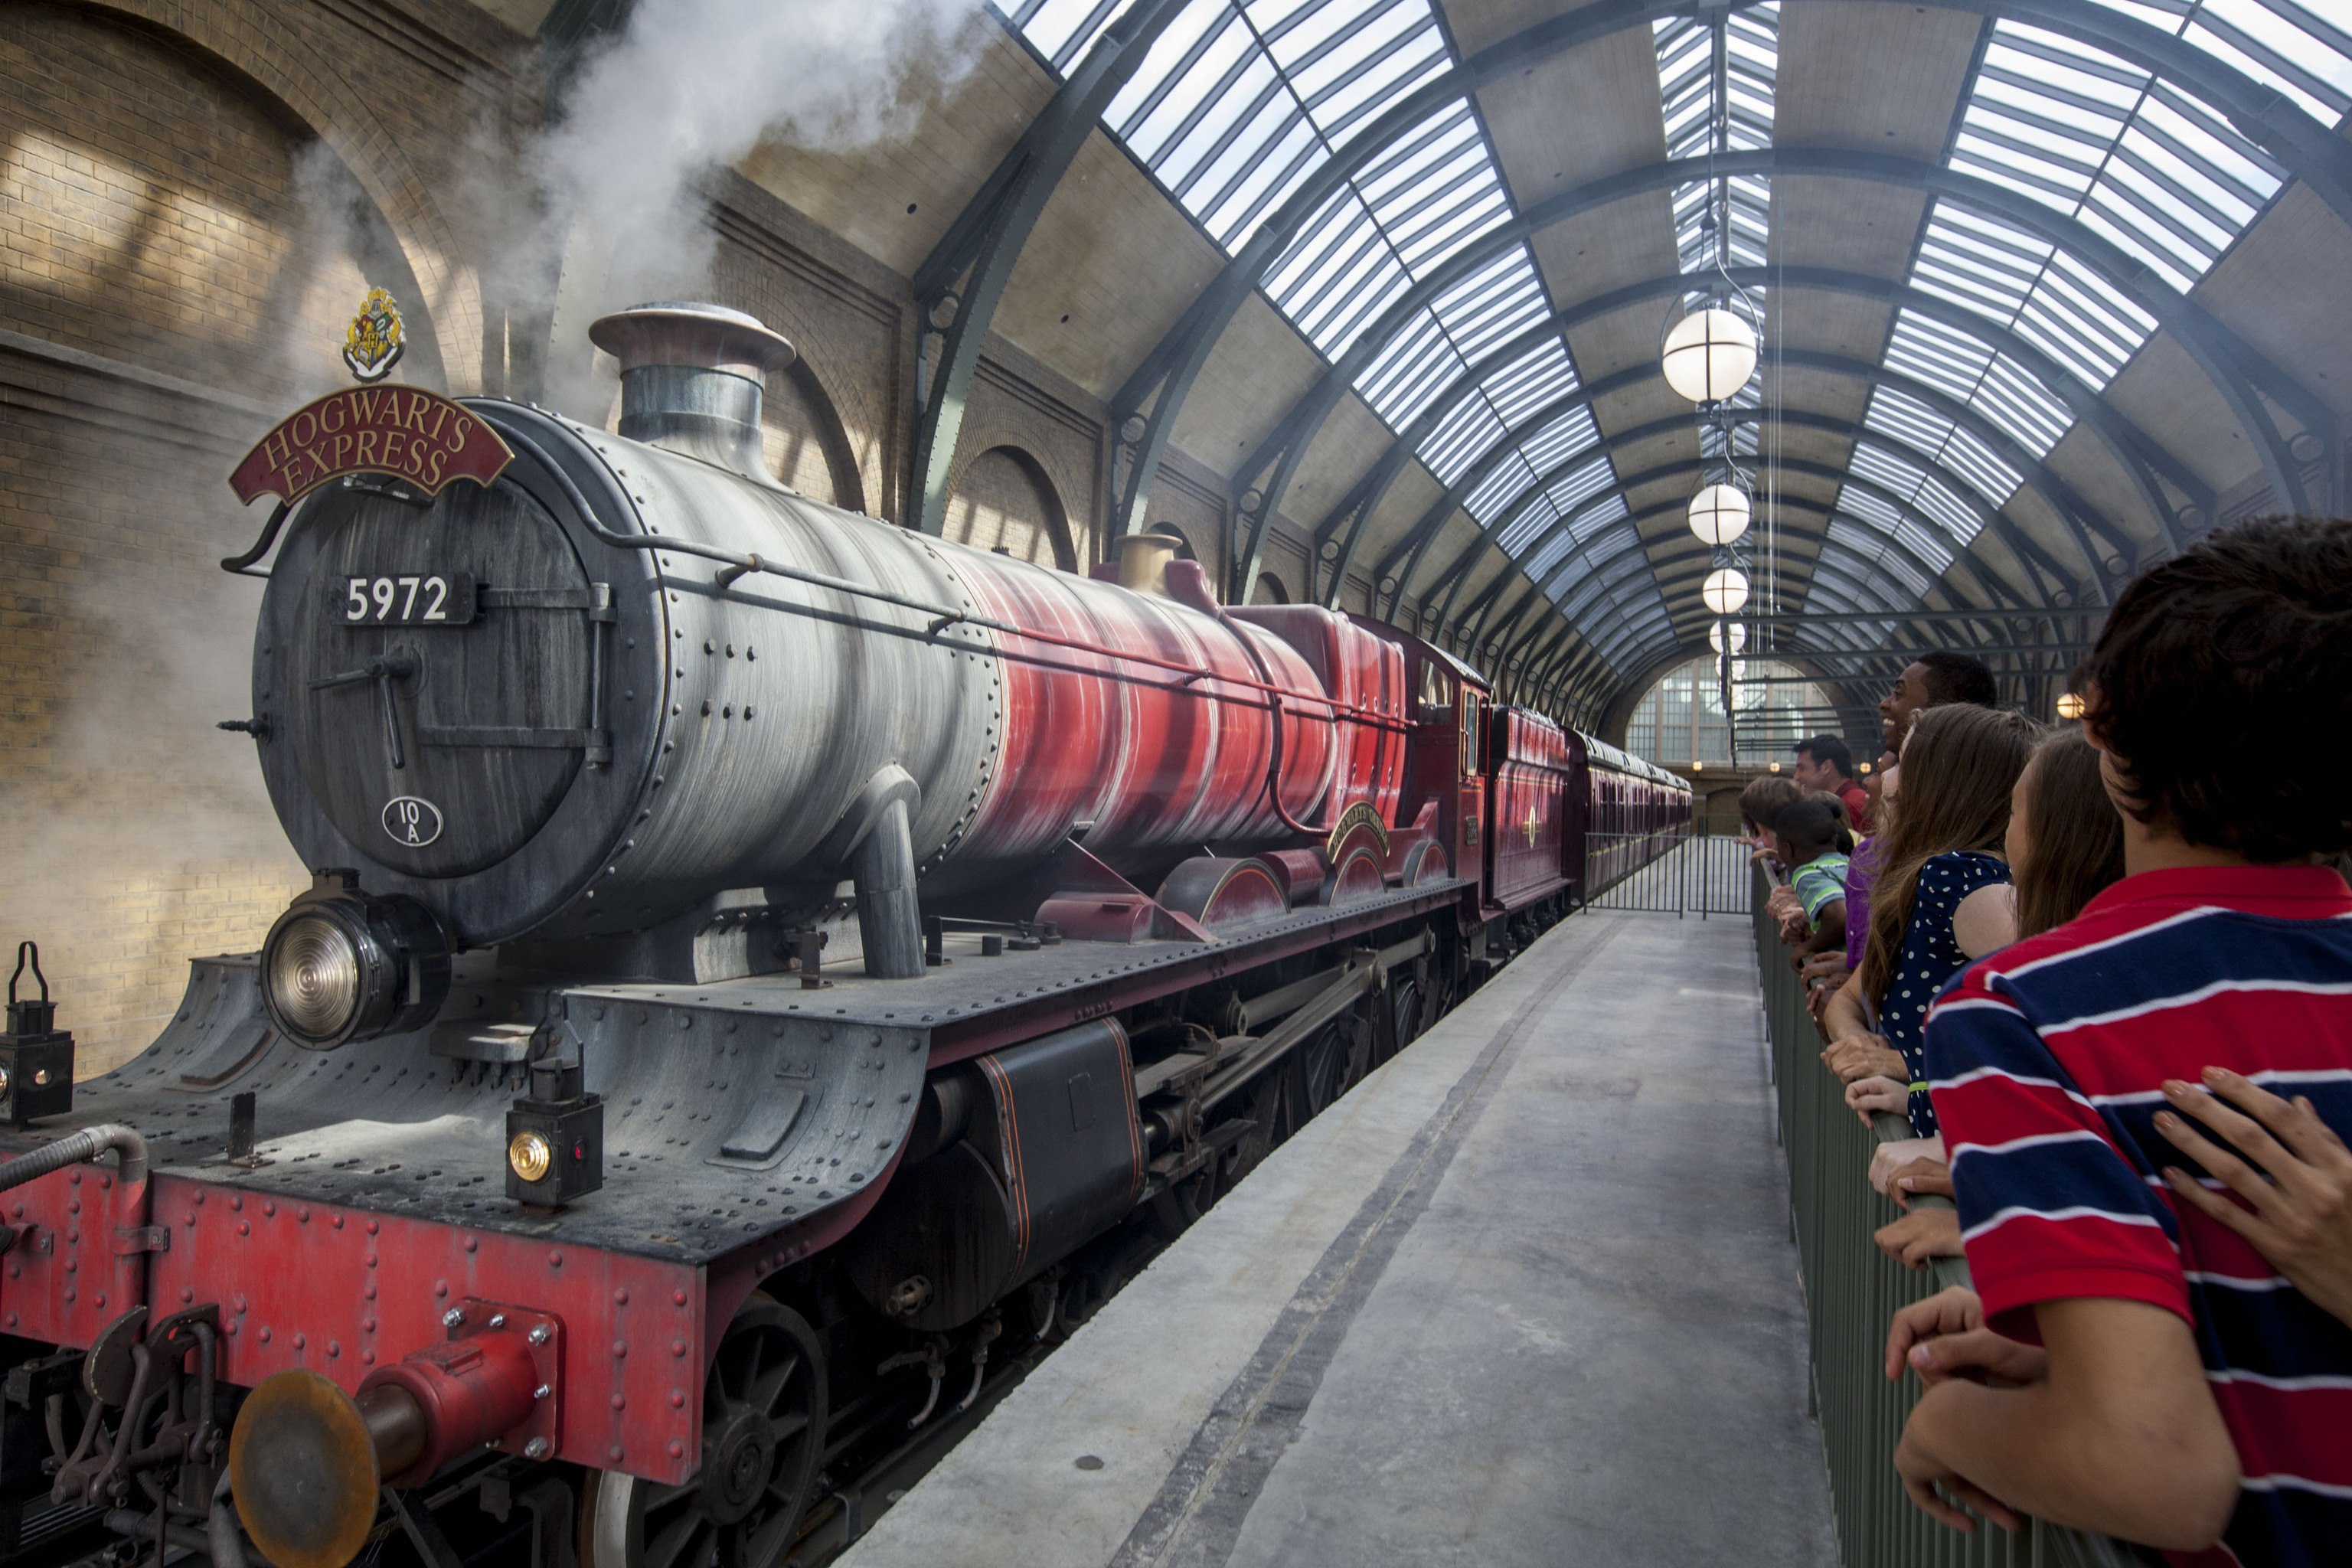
[470,0,987,385]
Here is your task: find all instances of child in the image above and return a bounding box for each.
[1773,797,1851,961]
[1888,517,2352,1563]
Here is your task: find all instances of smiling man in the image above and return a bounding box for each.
[1877,649,1998,751]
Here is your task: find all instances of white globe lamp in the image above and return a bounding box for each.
[1709,619,1747,655]
[1687,482,1752,546]
[1661,306,1759,403]
[1701,567,1750,616]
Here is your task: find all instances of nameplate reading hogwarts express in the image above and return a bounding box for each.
[228,386,514,505]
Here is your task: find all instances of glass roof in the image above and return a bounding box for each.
[1784,0,2349,628]
[998,0,2352,697]
[2091,0,2352,126]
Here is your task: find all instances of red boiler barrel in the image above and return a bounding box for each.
[940,552,1409,866]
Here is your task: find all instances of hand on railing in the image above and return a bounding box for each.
[1870,1135,1945,1195]
[1844,1075,1909,1124]
[1887,1156,1955,1211]
[1886,1289,2040,1533]
[1883,1286,2045,1388]
[1821,1031,1905,1085]
[1877,1208,1965,1270]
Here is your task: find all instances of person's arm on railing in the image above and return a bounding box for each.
[1898,965,2243,1550]
[1891,1296,2238,1547]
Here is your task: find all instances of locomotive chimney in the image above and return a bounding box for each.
[586,302,795,487]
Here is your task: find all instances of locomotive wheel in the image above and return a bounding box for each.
[1381,976,1424,1065]
[583,1297,826,1568]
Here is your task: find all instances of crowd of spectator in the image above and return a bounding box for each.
[1744,515,2352,1566]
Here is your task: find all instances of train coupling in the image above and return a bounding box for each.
[227,1298,563,1568]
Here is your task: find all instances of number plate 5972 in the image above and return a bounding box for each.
[338,572,476,626]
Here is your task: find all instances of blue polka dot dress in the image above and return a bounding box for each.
[1881,850,2010,1136]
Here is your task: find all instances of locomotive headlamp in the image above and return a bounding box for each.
[507,1129,553,1184]
[260,871,449,1049]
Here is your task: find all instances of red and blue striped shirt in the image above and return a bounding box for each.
[1922,864,2352,1568]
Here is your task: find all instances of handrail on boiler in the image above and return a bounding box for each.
[1750,866,2140,1568]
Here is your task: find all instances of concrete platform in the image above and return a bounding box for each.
[837,911,1837,1568]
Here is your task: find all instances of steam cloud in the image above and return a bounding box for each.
[466,0,988,407]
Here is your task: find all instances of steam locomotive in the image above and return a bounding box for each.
[0,303,1690,1568]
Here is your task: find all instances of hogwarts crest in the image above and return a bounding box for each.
[342,288,406,383]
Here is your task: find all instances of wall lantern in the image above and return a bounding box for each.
[1661,307,1759,404]
[1701,567,1750,616]
[1709,619,1747,655]
[1688,482,1752,546]
[2056,691,2086,720]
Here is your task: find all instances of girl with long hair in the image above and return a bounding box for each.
[2009,729,2128,939]
[1821,704,2043,1136]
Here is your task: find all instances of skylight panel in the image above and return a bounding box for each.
[1828,518,1936,599]
[2172,0,2352,124]
[1951,19,2289,299]
[1482,341,1576,427]
[1465,456,1537,525]
[1357,308,1462,426]
[1419,398,1506,485]
[1010,0,1142,70]
[1517,406,1601,473]
[1864,386,2026,505]
[1411,338,1579,490]
[1851,440,1985,547]
[1913,203,2155,388]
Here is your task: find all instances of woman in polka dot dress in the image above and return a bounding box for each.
[1838,704,2043,1135]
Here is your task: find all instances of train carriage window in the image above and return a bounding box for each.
[1458,691,1484,779]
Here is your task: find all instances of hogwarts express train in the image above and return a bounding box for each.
[0,303,1690,1568]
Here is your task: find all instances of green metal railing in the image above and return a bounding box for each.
[1751,871,2135,1568]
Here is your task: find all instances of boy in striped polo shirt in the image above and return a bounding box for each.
[1891,518,2352,1564]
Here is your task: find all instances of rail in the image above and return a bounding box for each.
[1583,830,1750,916]
[1750,868,2138,1568]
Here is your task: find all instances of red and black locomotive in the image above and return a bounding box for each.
[0,303,1689,1568]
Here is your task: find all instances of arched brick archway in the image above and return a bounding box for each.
[943,444,1076,571]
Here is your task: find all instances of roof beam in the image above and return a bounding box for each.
[904,0,1193,536]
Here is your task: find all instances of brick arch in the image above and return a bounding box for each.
[943,444,1076,572]
[63,0,495,390]
[763,354,864,513]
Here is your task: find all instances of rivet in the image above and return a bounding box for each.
[549,1250,564,1268]
[258,1327,271,1344]
[293,1333,305,1349]
[534,1383,550,1400]
[526,1437,552,1460]
[669,1389,686,1409]
[328,1341,341,1358]
[671,1338,687,1357]
[612,1339,628,1357]
[262,1202,275,1218]
[444,1307,465,1328]
[530,1324,552,1346]
[612,1393,626,1410]
[668,1438,685,1459]
[613,1288,629,1305]
[609,1444,624,1462]
[489,1313,507,1329]
[466,1236,479,1253]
